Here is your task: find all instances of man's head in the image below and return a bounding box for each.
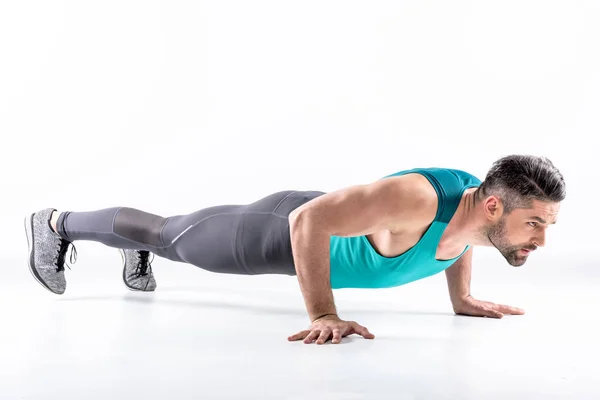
[475,155,565,266]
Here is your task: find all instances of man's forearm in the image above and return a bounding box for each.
[445,247,473,308]
[289,214,337,322]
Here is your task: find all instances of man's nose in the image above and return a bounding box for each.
[533,230,546,248]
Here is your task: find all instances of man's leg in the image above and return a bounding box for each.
[25,190,326,294]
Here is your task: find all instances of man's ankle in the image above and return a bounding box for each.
[50,211,61,234]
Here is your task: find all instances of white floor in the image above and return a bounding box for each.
[1,246,598,400]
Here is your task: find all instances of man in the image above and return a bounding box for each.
[24,154,565,345]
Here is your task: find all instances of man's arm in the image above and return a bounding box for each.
[445,247,525,318]
[288,174,435,322]
[444,246,473,311]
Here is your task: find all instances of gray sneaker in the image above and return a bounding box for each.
[119,249,157,291]
[24,208,77,295]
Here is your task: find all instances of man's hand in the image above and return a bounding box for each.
[287,314,375,344]
[453,295,525,319]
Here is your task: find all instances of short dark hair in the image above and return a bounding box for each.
[475,154,566,213]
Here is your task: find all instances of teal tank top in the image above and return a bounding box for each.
[329,168,481,289]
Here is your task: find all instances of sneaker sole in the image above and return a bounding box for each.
[24,213,62,295]
[119,248,153,292]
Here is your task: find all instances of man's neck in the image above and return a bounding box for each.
[442,188,492,248]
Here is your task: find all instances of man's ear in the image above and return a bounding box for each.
[483,195,504,222]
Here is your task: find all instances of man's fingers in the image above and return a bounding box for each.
[303,330,321,344]
[288,330,310,341]
[459,305,503,318]
[495,304,525,315]
[483,301,525,316]
[331,329,342,344]
[456,299,523,319]
[350,323,375,339]
[482,307,504,318]
[316,329,332,345]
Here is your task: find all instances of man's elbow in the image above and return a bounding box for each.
[290,207,316,234]
[288,207,331,243]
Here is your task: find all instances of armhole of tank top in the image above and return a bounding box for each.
[410,171,444,222]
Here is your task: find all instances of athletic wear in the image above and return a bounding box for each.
[26,167,480,293]
[120,249,157,291]
[52,191,324,282]
[24,208,78,294]
[329,168,481,289]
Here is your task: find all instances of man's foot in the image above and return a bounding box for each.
[24,208,77,295]
[119,249,157,292]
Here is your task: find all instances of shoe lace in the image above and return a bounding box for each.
[136,250,154,276]
[56,239,77,272]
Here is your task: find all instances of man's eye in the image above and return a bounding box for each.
[528,222,538,227]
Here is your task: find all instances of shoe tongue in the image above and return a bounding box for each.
[56,241,68,266]
[137,251,150,274]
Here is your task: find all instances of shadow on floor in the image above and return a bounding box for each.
[55,292,457,318]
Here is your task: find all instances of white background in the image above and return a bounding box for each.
[1,1,598,399]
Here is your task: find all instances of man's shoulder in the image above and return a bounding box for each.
[381,167,481,191]
[377,173,439,230]
[379,167,481,227]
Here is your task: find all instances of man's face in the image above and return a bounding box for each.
[487,200,560,266]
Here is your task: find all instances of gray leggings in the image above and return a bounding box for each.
[56,190,326,275]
